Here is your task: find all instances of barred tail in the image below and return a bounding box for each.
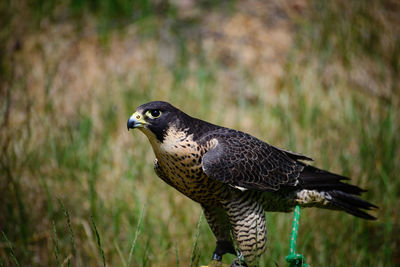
[297,165,378,220]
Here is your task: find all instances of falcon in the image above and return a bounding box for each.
[127,101,377,267]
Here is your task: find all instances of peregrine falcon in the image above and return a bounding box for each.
[127,101,377,267]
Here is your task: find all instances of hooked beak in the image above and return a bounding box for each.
[127,111,147,130]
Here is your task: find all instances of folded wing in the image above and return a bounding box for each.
[201,130,306,191]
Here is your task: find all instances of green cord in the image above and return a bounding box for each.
[285,206,310,267]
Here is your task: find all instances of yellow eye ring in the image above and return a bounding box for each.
[146,109,162,119]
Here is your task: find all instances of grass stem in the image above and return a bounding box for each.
[127,205,146,267]
[91,216,106,267]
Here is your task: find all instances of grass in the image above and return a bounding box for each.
[1,232,20,267]
[58,198,77,262]
[190,214,203,267]
[127,205,146,267]
[91,215,106,267]
[0,0,399,266]
[52,220,61,267]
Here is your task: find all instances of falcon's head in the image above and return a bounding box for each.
[127,101,185,142]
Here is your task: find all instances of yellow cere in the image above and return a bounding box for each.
[130,111,147,124]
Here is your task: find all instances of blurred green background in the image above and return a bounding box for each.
[1,0,399,266]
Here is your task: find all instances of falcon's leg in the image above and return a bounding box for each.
[223,196,267,267]
[202,205,236,261]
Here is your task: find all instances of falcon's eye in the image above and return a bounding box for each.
[146,109,162,119]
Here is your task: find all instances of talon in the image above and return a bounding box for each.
[231,257,248,267]
[212,252,223,261]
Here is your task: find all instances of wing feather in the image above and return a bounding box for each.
[201,129,304,191]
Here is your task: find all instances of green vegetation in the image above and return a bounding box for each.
[1,0,399,266]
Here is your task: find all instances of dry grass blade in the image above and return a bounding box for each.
[114,240,127,267]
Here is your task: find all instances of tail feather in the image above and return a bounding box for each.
[328,190,377,220]
[298,165,377,220]
[300,165,365,195]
